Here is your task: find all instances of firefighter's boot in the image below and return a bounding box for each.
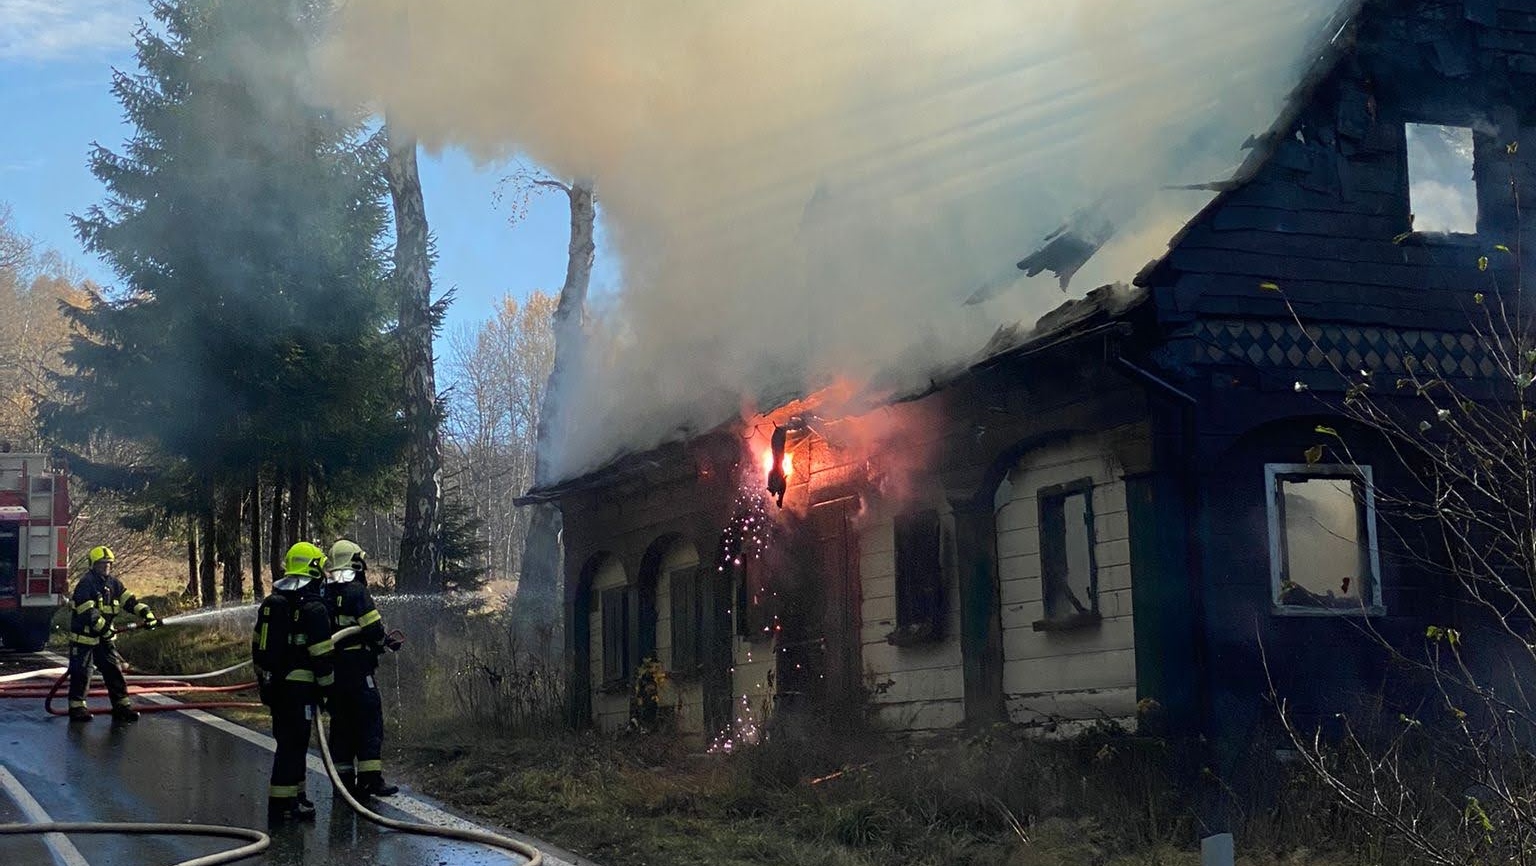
[68,706,93,723]
[334,769,358,798]
[110,704,140,723]
[358,772,398,797]
[268,797,317,824]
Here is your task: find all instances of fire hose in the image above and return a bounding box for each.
[314,625,543,864]
[0,640,271,863]
[1,625,542,864]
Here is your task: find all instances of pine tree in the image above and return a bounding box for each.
[44,0,404,602]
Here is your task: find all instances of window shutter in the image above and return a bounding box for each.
[601,587,628,684]
[670,569,697,675]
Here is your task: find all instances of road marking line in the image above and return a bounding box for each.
[0,764,92,866]
[138,694,576,865]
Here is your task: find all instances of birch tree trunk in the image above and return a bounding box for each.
[268,476,283,587]
[383,119,442,593]
[513,179,595,639]
[249,475,264,598]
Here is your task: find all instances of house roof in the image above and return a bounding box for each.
[521,281,1151,503]
[1017,0,1364,293]
[524,0,1368,501]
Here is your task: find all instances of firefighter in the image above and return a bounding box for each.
[252,542,336,823]
[324,539,401,798]
[66,546,160,723]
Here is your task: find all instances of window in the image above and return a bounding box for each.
[600,586,630,686]
[1405,122,1477,235]
[1036,480,1099,629]
[734,558,775,640]
[891,508,945,643]
[668,567,705,677]
[1265,464,1382,613]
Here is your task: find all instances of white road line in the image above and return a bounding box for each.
[138,694,576,866]
[0,764,92,866]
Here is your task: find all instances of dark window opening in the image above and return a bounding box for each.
[1036,479,1099,631]
[600,585,630,687]
[668,566,705,678]
[891,508,945,644]
[1267,464,1381,613]
[735,558,775,641]
[1405,122,1478,235]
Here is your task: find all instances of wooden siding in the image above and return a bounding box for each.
[589,558,630,733]
[996,436,1137,725]
[859,494,966,731]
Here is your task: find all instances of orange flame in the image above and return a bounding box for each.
[761,449,793,480]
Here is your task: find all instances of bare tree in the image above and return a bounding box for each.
[443,292,556,583]
[499,170,595,637]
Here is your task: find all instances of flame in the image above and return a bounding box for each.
[761,448,793,480]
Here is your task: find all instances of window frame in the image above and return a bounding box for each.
[599,585,631,689]
[1401,120,1482,239]
[890,507,946,645]
[1265,463,1384,617]
[1033,477,1101,632]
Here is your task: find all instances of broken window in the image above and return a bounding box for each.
[1037,480,1098,627]
[600,586,630,686]
[1266,464,1381,612]
[892,508,945,642]
[1405,123,1477,235]
[668,566,705,677]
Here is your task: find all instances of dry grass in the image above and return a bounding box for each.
[395,722,1362,866]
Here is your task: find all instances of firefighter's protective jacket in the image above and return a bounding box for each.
[69,571,155,646]
[325,580,386,668]
[259,582,336,704]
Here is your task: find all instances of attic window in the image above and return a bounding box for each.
[1405,123,1477,235]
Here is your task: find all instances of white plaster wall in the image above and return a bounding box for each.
[859,495,965,731]
[588,557,631,733]
[996,437,1137,726]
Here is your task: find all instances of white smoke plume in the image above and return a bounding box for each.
[316,0,1347,481]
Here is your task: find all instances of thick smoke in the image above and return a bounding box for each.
[317,0,1346,481]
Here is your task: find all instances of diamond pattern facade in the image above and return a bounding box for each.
[1167,319,1501,379]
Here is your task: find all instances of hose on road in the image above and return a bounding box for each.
[315,711,544,865]
[0,821,269,866]
[313,624,543,864]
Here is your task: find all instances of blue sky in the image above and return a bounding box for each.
[0,0,599,347]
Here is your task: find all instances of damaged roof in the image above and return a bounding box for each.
[522,281,1150,503]
[525,0,1371,501]
[1013,0,1365,293]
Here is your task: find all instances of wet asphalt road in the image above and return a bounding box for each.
[0,652,545,866]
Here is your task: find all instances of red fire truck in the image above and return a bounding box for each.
[0,451,69,651]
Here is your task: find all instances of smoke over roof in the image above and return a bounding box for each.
[315,0,1350,481]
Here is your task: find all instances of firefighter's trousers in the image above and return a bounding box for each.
[328,661,384,780]
[268,692,314,803]
[66,638,130,711]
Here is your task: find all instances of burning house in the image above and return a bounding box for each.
[523,0,1536,760]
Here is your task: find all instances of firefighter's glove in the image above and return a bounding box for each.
[143,615,161,630]
[384,631,405,653]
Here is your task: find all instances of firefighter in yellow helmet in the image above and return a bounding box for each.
[66,545,160,723]
[323,539,402,798]
[251,542,335,823]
